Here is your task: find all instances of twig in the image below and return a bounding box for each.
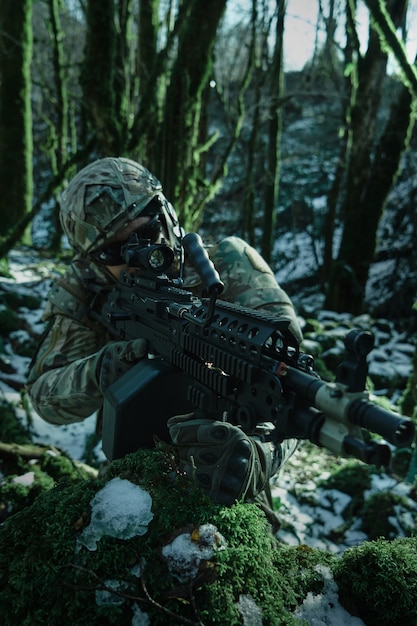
[141,577,204,626]
[62,563,205,625]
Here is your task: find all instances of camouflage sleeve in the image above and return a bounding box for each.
[26,315,108,425]
[208,236,303,343]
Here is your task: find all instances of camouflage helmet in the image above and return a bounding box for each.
[59,157,182,257]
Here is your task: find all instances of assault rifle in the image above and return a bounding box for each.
[97,233,415,464]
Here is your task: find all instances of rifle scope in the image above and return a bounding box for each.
[121,239,174,273]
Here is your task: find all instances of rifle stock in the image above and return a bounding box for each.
[97,237,415,463]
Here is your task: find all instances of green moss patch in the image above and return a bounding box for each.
[335,537,417,625]
[0,446,336,625]
[2,445,417,625]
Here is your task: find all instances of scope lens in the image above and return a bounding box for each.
[126,243,175,272]
[149,247,171,270]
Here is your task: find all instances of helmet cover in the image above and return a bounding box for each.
[59,157,165,254]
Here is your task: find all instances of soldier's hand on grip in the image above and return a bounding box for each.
[95,339,147,392]
[168,414,273,506]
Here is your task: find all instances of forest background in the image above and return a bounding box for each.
[1,0,417,318]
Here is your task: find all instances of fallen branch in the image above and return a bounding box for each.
[0,441,98,477]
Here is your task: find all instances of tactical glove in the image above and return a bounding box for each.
[95,339,147,393]
[167,414,275,506]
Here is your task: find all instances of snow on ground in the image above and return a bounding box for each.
[3,246,417,547]
[2,246,416,625]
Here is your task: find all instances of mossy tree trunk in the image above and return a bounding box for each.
[242,0,262,247]
[47,0,70,252]
[155,0,227,231]
[0,0,33,240]
[321,0,356,285]
[325,0,410,313]
[81,0,132,156]
[134,0,160,163]
[261,0,286,264]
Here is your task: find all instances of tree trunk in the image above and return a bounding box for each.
[135,0,160,163]
[357,71,415,270]
[321,0,357,285]
[47,0,69,251]
[157,0,227,229]
[261,0,286,264]
[325,0,409,313]
[242,0,261,246]
[0,0,33,239]
[81,0,131,155]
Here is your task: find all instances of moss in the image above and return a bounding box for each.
[39,452,88,483]
[0,446,338,625]
[317,460,373,523]
[390,447,413,478]
[0,449,92,520]
[0,467,55,516]
[310,355,335,382]
[1,289,41,311]
[0,303,20,334]
[302,318,324,334]
[334,537,417,625]
[0,399,31,445]
[399,349,417,417]
[317,459,373,499]
[361,490,411,540]
[0,258,11,278]
[3,444,417,624]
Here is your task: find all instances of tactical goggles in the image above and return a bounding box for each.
[92,198,163,266]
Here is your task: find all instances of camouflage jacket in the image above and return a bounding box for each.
[26,236,302,425]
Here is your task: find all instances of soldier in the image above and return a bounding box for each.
[26,157,302,518]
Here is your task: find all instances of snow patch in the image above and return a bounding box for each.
[161,523,227,582]
[293,565,366,625]
[236,594,263,625]
[131,603,151,626]
[11,471,35,486]
[77,477,153,551]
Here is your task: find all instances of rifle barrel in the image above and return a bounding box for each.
[348,399,415,448]
[284,365,415,448]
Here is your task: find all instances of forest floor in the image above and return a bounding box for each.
[1,245,416,558]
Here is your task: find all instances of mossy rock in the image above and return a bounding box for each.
[0,396,94,521]
[0,446,337,625]
[2,445,417,624]
[0,303,20,334]
[317,460,373,499]
[0,399,32,445]
[360,490,411,540]
[0,441,94,520]
[0,289,42,336]
[1,289,42,311]
[9,329,39,358]
[335,537,417,625]
[317,460,373,522]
